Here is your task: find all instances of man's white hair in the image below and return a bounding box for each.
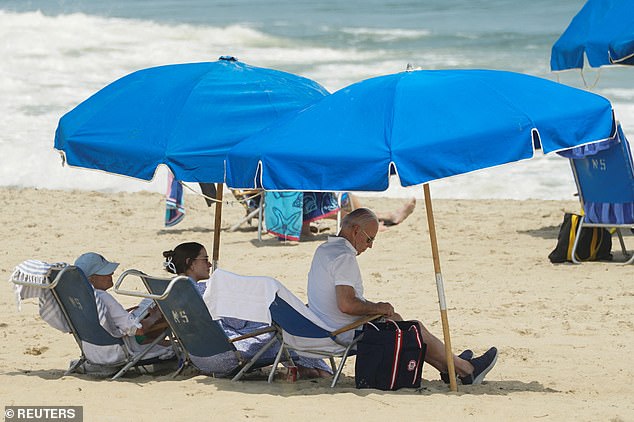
[341,208,378,230]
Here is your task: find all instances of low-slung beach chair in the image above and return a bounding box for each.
[228,189,265,240]
[267,292,379,387]
[114,270,278,379]
[11,265,172,379]
[568,124,634,264]
[205,269,379,387]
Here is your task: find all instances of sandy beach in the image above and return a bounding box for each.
[2,187,633,421]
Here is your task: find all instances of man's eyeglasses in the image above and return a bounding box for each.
[361,229,375,245]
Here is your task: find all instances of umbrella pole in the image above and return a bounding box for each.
[423,183,457,392]
[211,183,224,272]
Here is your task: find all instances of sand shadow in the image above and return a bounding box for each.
[7,367,556,397]
[6,368,68,380]
[247,232,330,247]
[191,374,556,397]
[227,226,260,233]
[517,225,561,240]
[156,226,215,235]
[6,361,178,382]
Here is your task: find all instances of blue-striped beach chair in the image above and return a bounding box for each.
[205,268,379,387]
[568,124,634,264]
[12,265,173,379]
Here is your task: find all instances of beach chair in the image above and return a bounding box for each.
[267,292,379,387]
[568,125,634,264]
[11,265,172,380]
[114,270,278,379]
[228,189,265,241]
[205,269,379,387]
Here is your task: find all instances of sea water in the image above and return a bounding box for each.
[1,0,632,199]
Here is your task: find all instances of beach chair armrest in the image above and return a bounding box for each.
[115,269,190,301]
[330,314,382,337]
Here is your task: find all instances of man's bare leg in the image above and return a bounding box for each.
[376,198,416,226]
[417,322,474,377]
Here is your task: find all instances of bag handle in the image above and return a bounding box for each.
[366,318,401,332]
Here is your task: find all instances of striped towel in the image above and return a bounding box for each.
[10,260,109,334]
[10,260,70,332]
[165,170,185,227]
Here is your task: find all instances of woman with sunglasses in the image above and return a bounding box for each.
[162,242,331,379]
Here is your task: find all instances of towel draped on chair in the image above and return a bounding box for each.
[165,170,185,227]
[204,269,351,357]
[10,260,111,334]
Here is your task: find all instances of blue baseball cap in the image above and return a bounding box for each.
[74,252,119,277]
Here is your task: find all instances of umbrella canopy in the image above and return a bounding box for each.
[54,56,328,183]
[226,69,615,191]
[551,0,634,71]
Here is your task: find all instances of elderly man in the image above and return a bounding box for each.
[307,208,497,385]
[74,253,170,352]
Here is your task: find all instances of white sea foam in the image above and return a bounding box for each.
[340,27,431,41]
[1,9,633,199]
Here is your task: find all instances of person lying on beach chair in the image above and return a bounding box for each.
[74,253,172,350]
[162,242,332,379]
[236,189,417,241]
[307,208,498,385]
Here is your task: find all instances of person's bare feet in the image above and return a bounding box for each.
[379,198,416,226]
[300,221,316,240]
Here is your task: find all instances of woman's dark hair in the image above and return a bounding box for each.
[163,242,204,275]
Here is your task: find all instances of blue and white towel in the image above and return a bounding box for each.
[10,260,70,332]
[165,170,185,227]
[10,260,110,333]
[264,191,304,241]
[264,191,347,241]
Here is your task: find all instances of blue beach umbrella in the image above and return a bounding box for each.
[551,0,634,71]
[54,56,328,183]
[227,69,614,191]
[226,68,616,391]
[54,56,328,266]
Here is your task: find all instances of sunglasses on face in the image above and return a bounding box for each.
[361,229,375,245]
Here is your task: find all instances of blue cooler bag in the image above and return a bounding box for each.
[355,320,425,390]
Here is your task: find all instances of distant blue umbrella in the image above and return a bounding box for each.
[226,68,615,391]
[54,56,328,183]
[551,0,634,71]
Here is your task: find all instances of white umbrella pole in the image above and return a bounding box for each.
[211,183,224,272]
[423,183,457,392]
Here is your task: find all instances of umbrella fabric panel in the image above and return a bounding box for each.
[55,60,328,182]
[392,70,614,186]
[391,70,535,187]
[227,76,398,191]
[227,69,615,191]
[551,0,634,70]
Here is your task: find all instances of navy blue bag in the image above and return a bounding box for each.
[355,320,425,390]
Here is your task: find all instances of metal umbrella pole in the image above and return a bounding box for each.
[423,183,457,392]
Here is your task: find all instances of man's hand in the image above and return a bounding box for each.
[336,285,400,318]
[374,301,395,317]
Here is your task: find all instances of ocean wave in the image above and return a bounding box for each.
[1,8,632,198]
[339,27,431,41]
